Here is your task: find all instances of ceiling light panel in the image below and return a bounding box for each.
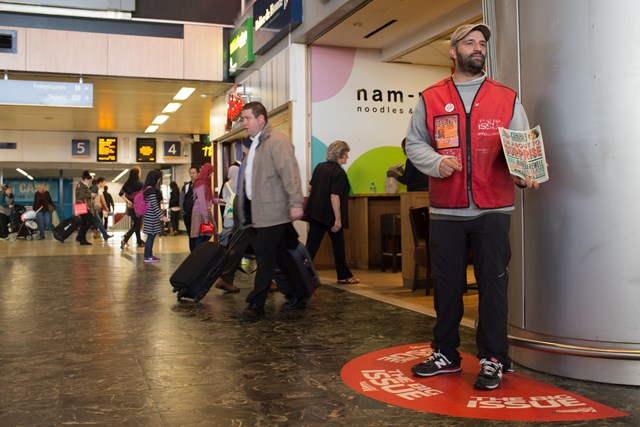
[173,87,195,101]
[162,103,182,113]
[152,115,169,125]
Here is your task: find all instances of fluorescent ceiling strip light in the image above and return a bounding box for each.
[16,168,34,181]
[162,103,182,113]
[0,4,131,20]
[112,168,129,183]
[145,125,159,133]
[152,115,169,125]
[174,87,195,101]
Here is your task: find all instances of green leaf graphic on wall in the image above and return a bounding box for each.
[348,147,407,194]
[311,136,407,194]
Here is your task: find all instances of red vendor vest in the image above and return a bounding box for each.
[423,77,517,209]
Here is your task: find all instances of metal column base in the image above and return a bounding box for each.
[509,336,640,386]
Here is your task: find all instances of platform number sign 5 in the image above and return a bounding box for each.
[72,139,90,158]
[164,141,181,158]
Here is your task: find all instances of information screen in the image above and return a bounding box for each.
[136,138,156,162]
[97,136,117,162]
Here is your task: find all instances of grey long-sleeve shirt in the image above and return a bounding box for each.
[405,75,529,219]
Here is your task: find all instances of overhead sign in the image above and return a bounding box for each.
[253,0,302,55]
[72,139,91,158]
[97,136,117,162]
[0,79,93,108]
[163,140,181,159]
[229,18,255,76]
[191,136,212,168]
[8,1,134,12]
[137,138,156,162]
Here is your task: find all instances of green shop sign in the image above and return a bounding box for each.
[229,18,255,77]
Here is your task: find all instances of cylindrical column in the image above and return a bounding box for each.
[493,0,640,385]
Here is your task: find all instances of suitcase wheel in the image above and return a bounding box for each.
[171,286,179,293]
[176,288,188,300]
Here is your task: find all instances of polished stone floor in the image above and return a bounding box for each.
[0,233,638,426]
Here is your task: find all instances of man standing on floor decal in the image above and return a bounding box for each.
[405,23,540,390]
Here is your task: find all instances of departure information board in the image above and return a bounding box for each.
[136,138,156,162]
[97,136,117,162]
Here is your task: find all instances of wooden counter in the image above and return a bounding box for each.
[313,194,399,271]
[313,192,429,288]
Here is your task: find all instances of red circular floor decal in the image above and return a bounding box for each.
[341,343,628,422]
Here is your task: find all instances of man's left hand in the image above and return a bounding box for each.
[512,175,540,190]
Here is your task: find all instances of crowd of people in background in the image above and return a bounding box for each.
[0,165,191,246]
[0,102,348,323]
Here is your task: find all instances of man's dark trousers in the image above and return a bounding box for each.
[430,213,511,366]
[246,222,304,308]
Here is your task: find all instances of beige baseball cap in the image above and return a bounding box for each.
[450,23,491,47]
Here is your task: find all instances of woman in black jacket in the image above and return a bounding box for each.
[304,140,359,285]
[118,166,144,249]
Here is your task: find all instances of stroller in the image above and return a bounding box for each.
[9,204,40,241]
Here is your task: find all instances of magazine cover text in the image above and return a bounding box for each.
[499,125,549,184]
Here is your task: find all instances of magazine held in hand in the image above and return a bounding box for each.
[498,125,549,184]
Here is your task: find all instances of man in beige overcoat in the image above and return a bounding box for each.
[237,101,305,321]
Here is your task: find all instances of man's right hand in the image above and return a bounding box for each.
[439,157,463,177]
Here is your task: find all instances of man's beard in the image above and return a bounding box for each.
[456,49,485,74]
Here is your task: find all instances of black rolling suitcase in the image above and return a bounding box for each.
[275,243,321,297]
[170,241,227,303]
[53,216,81,243]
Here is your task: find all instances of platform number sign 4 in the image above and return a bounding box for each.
[164,141,181,158]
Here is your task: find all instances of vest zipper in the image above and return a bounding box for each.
[466,112,472,190]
